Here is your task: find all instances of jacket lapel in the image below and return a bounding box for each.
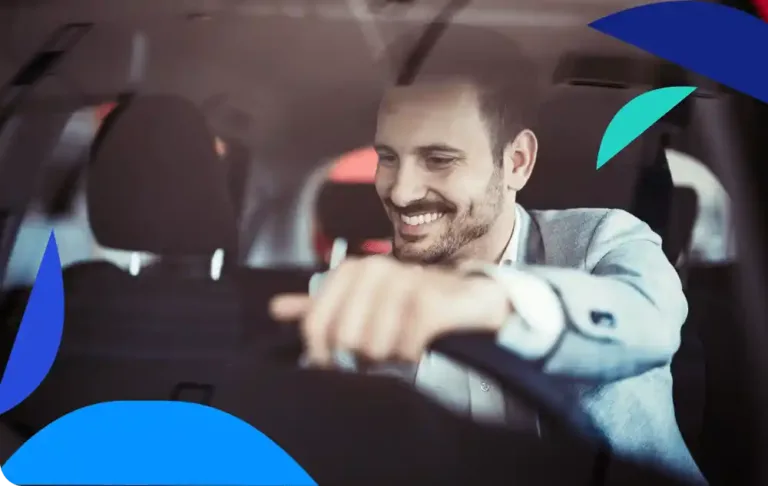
[515,205,547,266]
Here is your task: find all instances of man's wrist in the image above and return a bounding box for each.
[462,273,515,332]
[459,262,566,361]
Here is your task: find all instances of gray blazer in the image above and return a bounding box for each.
[310,206,706,484]
[507,207,704,484]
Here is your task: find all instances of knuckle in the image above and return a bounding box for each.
[334,260,356,275]
[364,255,391,272]
[336,330,359,351]
[361,343,388,361]
[398,343,422,363]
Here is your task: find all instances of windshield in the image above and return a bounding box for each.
[0,7,744,280]
[0,2,766,486]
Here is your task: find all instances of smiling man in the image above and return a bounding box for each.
[375,79,528,266]
[270,29,705,483]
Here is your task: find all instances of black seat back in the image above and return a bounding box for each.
[683,264,755,486]
[4,94,250,432]
[525,84,645,212]
[631,133,674,244]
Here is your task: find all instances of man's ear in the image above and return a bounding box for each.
[502,129,538,191]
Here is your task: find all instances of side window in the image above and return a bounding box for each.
[3,108,98,288]
[666,148,736,264]
[3,103,152,288]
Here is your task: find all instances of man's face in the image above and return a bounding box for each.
[374,82,506,264]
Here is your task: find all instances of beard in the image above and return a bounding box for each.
[392,168,505,265]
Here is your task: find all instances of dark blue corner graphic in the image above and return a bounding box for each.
[3,401,317,486]
[589,1,768,104]
[0,231,64,416]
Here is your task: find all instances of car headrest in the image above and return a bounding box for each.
[521,85,649,211]
[87,94,238,255]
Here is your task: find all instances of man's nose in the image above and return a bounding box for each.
[389,163,428,208]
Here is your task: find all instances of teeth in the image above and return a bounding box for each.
[400,212,444,226]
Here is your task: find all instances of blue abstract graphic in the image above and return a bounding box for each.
[596,86,696,169]
[4,401,316,485]
[590,0,768,104]
[0,232,63,416]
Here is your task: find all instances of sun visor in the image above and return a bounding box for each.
[552,53,647,88]
[553,52,722,93]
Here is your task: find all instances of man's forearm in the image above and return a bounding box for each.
[463,264,685,384]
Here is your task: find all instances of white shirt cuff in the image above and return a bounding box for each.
[462,263,566,360]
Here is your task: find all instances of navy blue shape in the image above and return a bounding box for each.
[590,1,768,104]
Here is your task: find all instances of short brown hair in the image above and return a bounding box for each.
[380,24,540,165]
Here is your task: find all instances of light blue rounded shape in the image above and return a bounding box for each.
[596,86,696,169]
[3,400,317,485]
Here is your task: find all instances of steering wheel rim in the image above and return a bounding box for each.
[429,332,608,447]
[273,327,610,447]
[270,327,612,485]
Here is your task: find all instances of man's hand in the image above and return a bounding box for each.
[269,256,513,366]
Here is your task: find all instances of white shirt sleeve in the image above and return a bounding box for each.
[461,263,566,361]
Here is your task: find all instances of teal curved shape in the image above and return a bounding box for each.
[0,231,64,416]
[3,400,317,485]
[596,86,696,169]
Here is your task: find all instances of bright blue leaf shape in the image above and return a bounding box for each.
[3,400,317,485]
[0,230,64,415]
[590,1,768,104]
[596,86,696,169]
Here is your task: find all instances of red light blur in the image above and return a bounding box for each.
[327,147,377,183]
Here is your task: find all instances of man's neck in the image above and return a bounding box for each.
[453,203,518,265]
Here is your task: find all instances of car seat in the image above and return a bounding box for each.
[0,94,255,433]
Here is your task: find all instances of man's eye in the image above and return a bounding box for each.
[378,154,397,165]
[426,156,455,165]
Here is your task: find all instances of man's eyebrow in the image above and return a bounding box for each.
[418,144,464,155]
[373,144,395,153]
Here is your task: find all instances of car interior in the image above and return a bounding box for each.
[0,1,767,485]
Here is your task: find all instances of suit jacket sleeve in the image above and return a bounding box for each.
[485,210,689,383]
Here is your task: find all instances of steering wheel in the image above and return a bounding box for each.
[275,327,605,443]
[429,331,615,481]
[269,325,612,480]
[428,331,607,446]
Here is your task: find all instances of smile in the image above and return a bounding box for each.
[399,212,445,227]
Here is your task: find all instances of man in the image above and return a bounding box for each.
[270,35,704,483]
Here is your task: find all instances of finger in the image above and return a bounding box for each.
[362,273,411,361]
[335,258,391,358]
[396,279,443,363]
[303,263,357,366]
[269,293,312,322]
[394,290,424,362]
